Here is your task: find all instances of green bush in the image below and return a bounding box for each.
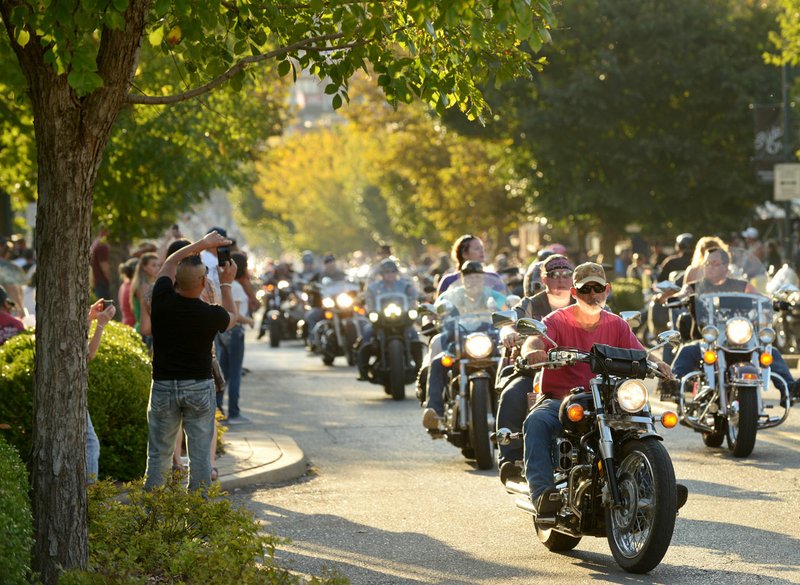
[60,480,349,585]
[610,278,645,313]
[0,322,151,481]
[0,435,34,585]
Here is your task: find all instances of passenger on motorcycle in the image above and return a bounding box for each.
[495,254,576,482]
[436,234,504,296]
[662,247,800,402]
[304,254,346,350]
[422,261,507,430]
[521,262,673,515]
[356,259,421,380]
[655,233,695,285]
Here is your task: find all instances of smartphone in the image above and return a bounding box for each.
[217,246,231,265]
[101,299,114,310]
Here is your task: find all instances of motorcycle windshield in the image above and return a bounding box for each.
[692,247,773,333]
[320,279,359,298]
[437,273,509,332]
[375,292,411,312]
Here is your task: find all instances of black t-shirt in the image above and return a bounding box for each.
[657,252,692,283]
[151,276,230,380]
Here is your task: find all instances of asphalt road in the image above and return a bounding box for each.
[232,336,800,585]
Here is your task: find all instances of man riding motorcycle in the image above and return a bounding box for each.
[520,262,674,515]
[495,254,576,482]
[356,259,422,380]
[304,254,347,351]
[421,261,507,431]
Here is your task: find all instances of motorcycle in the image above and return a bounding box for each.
[365,292,420,400]
[418,272,509,470]
[314,279,365,366]
[768,264,800,353]
[663,248,791,457]
[257,278,302,348]
[496,317,682,574]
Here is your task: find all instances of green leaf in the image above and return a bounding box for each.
[332,94,343,110]
[148,26,165,47]
[278,60,291,77]
[15,28,30,48]
[112,0,129,12]
[324,83,338,95]
[154,0,171,17]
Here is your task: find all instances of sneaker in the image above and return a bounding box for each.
[499,461,523,485]
[533,487,560,516]
[659,379,680,402]
[676,483,688,510]
[225,415,252,425]
[421,408,443,431]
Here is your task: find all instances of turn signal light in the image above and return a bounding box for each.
[759,352,773,367]
[742,372,759,381]
[703,350,717,364]
[324,311,333,320]
[567,404,585,422]
[441,355,455,367]
[267,284,275,291]
[661,411,679,429]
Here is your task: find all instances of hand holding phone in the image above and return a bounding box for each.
[217,246,231,265]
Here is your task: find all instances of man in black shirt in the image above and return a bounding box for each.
[656,233,694,284]
[144,231,238,492]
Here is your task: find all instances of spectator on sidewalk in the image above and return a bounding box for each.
[130,252,161,350]
[87,299,115,483]
[0,285,24,345]
[90,225,111,300]
[216,252,255,424]
[144,231,238,492]
[118,257,138,327]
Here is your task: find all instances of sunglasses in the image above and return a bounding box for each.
[576,283,606,294]
[545,269,573,279]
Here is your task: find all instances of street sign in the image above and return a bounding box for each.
[774,163,800,201]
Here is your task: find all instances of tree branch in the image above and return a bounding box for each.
[126,31,348,105]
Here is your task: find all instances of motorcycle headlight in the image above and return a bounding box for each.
[383,303,403,319]
[759,326,776,345]
[301,292,309,302]
[464,332,493,359]
[701,325,719,344]
[616,379,648,413]
[322,297,335,309]
[336,293,353,309]
[725,318,753,345]
[408,309,418,320]
[256,290,266,301]
[369,312,379,323]
[278,280,290,290]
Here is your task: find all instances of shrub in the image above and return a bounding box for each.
[0,322,151,481]
[609,278,645,313]
[60,480,349,585]
[0,435,34,585]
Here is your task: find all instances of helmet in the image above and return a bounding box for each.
[524,261,543,297]
[378,258,399,274]
[675,233,695,252]
[537,248,555,261]
[460,260,485,275]
[547,243,568,256]
[301,250,314,263]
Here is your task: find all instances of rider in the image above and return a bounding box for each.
[520,262,673,515]
[663,247,800,403]
[356,259,421,381]
[297,251,321,284]
[656,233,695,285]
[495,254,576,482]
[304,254,347,350]
[436,234,504,296]
[421,261,507,431]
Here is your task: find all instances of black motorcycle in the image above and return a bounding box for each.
[257,278,302,348]
[315,280,365,366]
[364,292,420,400]
[497,318,682,574]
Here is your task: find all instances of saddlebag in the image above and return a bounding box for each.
[589,344,649,379]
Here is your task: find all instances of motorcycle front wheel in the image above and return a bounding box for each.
[387,338,406,401]
[269,318,281,348]
[605,438,677,574]
[469,378,495,470]
[726,386,758,457]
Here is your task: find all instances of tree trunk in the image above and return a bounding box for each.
[0,3,152,582]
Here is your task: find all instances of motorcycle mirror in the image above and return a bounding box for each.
[495,427,513,446]
[658,329,682,348]
[486,297,498,311]
[505,294,521,308]
[492,310,517,328]
[655,280,681,293]
[619,310,642,329]
[516,318,558,347]
[416,303,437,317]
[436,300,456,316]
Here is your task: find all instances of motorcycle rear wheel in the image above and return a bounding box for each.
[726,386,758,457]
[535,524,581,551]
[469,378,495,470]
[387,338,406,401]
[605,438,676,574]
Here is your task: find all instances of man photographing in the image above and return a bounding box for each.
[144,230,239,492]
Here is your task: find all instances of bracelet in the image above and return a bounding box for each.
[220,283,232,288]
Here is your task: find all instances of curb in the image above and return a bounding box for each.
[218,434,307,491]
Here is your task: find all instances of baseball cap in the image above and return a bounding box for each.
[573,262,607,287]
[0,285,15,307]
[301,250,314,263]
[742,227,759,239]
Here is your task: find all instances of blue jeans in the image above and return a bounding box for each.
[305,308,324,347]
[672,342,794,387]
[496,372,532,465]
[86,413,100,483]
[523,398,562,500]
[216,326,245,418]
[144,378,216,492]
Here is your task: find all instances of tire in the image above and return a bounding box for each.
[269,319,281,348]
[605,438,677,574]
[416,366,428,405]
[535,523,582,551]
[323,355,335,366]
[726,386,758,457]
[387,339,406,401]
[469,378,495,470]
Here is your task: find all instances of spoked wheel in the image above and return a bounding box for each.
[605,438,676,574]
[469,378,495,470]
[726,386,758,457]
[535,522,581,551]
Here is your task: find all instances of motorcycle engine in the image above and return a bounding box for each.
[555,438,577,473]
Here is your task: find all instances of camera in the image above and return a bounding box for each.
[217,246,231,265]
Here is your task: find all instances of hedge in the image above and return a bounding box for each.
[609,277,646,313]
[0,435,33,585]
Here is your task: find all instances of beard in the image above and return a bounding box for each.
[576,297,605,315]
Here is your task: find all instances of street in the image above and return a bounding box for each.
[232,335,800,585]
